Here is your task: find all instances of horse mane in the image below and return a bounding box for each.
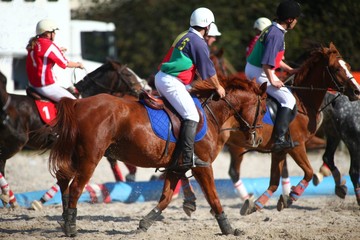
[190,75,261,98]
[295,43,340,84]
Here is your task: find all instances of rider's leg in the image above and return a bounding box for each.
[154,71,209,171]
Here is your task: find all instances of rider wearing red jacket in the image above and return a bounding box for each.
[26,19,84,102]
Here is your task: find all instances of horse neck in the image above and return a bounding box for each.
[0,83,9,109]
[294,59,328,113]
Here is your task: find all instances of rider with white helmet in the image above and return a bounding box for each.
[155,7,226,171]
[246,17,272,57]
[205,23,221,47]
[246,0,302,152]
[26,19,84,102]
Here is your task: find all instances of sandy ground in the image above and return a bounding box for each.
[0,148,359,240]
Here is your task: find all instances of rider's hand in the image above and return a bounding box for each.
[216,86,226,98]
[77,62,84,69]
[271,80,284,89]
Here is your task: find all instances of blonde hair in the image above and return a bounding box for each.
[26,36,38,51]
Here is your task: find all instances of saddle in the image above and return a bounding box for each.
[139,90,205,139]
[26,87,57,125]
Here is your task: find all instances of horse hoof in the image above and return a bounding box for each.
[30,200,43,211]
[319,164,332,177]
[0,194,10,206]
[183,200,196,217]
[312,173,323,186]
[10,201,19,209]
[234,228,245,236]
[240,199,256,216]
[277,195,292,211]
[335,185,347,199]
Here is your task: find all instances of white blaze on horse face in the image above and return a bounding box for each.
[339,59,359,87]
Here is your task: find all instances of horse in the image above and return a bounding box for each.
[0,60,145,208]
[48,76,267,237]
[219,42,360,215]
[312,91,360,205]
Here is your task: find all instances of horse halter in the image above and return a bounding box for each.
[325,57,355,94]
[203,92,263,133]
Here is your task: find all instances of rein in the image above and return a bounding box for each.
[202,92,262,133]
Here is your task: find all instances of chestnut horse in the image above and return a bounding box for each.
[0,60,144,208]
[220,43,360,215]
[48,77,267,237]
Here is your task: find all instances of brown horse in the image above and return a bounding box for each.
[48,77,267,237]
[220,43,360,215]
[0,60,143,208]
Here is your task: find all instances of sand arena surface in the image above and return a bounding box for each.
[0,149,359,240]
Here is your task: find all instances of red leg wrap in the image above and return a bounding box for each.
[255,190,272,210]
[290,179,309,201]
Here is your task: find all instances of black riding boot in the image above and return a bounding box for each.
[172,120,209,170]
[272,107,294,152]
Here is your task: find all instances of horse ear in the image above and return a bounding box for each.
[329,42,336,50]
[260,82,267,96]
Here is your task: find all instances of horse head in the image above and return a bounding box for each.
[295,42,360,102]
[326,43,360,101]
[191,76,267,147]
[75,60,143,98]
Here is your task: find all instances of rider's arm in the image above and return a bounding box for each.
[67,61,84,69]
[280,60,298,74]
[263,64,284,88]
[207,74,226,98]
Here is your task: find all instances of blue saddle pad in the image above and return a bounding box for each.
[142,97,207,142]
[262,105,274,125]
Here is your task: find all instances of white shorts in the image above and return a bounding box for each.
[245,63,296,109]
[154,71,199,122]
[31,83,76,102]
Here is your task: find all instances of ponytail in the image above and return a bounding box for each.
[26,36,38,51]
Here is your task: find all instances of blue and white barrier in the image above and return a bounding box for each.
[2,176,355,208]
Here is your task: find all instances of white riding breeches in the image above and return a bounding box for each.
[245,63,296,109]
[31,82,76,102]
[154,71,199,122]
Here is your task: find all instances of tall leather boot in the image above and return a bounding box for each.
[272,107,294,152]
[172,120,209,170]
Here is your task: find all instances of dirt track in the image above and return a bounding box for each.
[0,149,359,240]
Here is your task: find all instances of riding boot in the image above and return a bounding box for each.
[272,107,294,152]
[172,120,209,171]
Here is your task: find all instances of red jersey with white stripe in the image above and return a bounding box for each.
[26,38,68,87]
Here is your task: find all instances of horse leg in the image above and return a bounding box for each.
[281,158,291,196]
[347,145,359,204]
[241,152,286,215]
[313,137,339,186]
[107,157,125,182]
[192,167,242,236]
[0,172,10,206]
[138,171,180,232]
[228,146,252,201]
[278,147,313,210]
[31,183,60,211]
[125,163,137,182]
[181,176,197,217]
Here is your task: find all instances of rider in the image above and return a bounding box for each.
[26,19,84,102]
[205,23,221,48]
[246,17,272,57]
[155,7,226,171]
[245,0,301,152]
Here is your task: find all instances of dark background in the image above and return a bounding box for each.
[73,0,360,78]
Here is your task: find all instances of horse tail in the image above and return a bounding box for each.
[49,98,78,180]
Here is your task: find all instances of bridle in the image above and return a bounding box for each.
[202,92,263,134]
